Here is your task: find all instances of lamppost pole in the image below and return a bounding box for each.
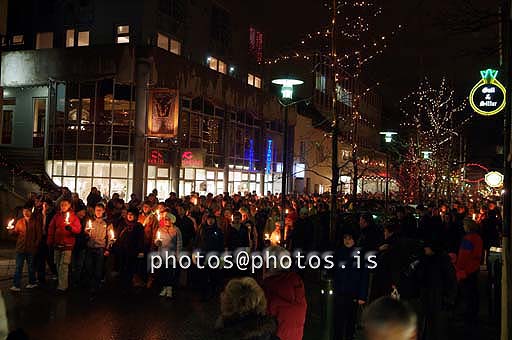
[385,150,389,211]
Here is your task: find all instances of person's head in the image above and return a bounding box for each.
[264,246,291,277]
[239,207,249,220]
[127,207,139,222]
[76,208,87,219]
[206,213,217,226]
[343,232,355,248]
[164,213,176,227]
[91,187,98,193]
[60,198,71,213]
[232,211,242,224]
[130,193,137,199]
[489,201,496,210]
[299,207,309,218]
[359,213,373,229]
[22,206,33,219]
[142,201,152,214]
[95,203,105,219]
[362,297,417,340]
[220,277,267,320]
[177,205,186,216]
[157,202,166,213]
[71,192,79,201]
[383,222,399,240]
[112,193,120,200]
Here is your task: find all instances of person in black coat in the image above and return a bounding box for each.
[418,244,457,340]
[357,213,383,253]
[333,229,369,340]
[290,208,314,252]
[225,212,250,251]
[114,208,145,288]
[195,214,225,300]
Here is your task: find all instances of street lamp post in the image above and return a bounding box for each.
[380,131,397,211]
[272,78,304,245]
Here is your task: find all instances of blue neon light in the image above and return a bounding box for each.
[249,139,255,171]
[266,139,273,174]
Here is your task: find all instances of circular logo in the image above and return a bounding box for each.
[469,70,506,116]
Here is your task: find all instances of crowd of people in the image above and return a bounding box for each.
[5,186,502,340]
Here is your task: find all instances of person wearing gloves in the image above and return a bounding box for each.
[10,204,42,292]
[85,203,114,293]
[155,213,182,298]
[47,198,81,292]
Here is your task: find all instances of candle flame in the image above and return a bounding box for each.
[157,230,161,241]
[264,233,270,240]
[109,229,115,240]
[7,219,15,230]
[65,212,70,223]
[156,210,161,221]
[87,220,93,231]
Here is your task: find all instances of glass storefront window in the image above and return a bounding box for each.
[196,169,206,181]
[93,178,110,198]
[184,168,194,180]
[184,182,193,195]
[46,161,52,177]
[206,181,215,194]
[94,162,110,177]
[63,177,76,192]
[147,180,156,195]
[148,166,156,179]
[207,171,215,180]
[111,178,127,199]
[217,181,224,194]
[234,172,242,181]
[242,173,248,181]
[157,168,169,178]
[250,174,256,181]
[53,177,62,187]
[129,164,133,179]
[218,172,224,180]
[156,180,170,197]
[63,161,76,176]
[112,163,128,178]
[76,177,92,200]
[77,161,92,177]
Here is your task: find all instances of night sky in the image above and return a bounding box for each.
[251,0,503,168]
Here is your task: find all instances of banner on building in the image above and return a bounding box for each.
[181,149,205,168]
[147,89,179,138]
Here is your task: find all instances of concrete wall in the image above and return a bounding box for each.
[1,86,47,148]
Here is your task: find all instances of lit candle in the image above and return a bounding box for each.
[86,220,93,232]
[65,212,70,224]
[31,207,35,213]
[264,233,270,241]
[472,213,477,221]
[6,219,15,230]
[285,209,289,214]
[109,229,115,241]
[231,215,234,222]
[156,210,161,221]
[156,230,161,241]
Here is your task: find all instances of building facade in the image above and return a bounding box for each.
[0,0,292,199]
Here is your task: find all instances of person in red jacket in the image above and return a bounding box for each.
[262,246,307,340]
[455,218,483,324]
[47,198,81,291]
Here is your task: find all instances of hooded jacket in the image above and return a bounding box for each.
[262,272,307,340]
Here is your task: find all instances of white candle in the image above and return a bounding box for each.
[87,220,93,231]
[156,210,161,221]
[264,233,270,241]
[65,212,70,224]
[109,229,115,241]
[157,230,161,241]
[6,219,15,230]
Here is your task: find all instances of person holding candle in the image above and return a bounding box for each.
[85,203,114,293]
[155,213,182,298]
[47,198,81,292]
[71,206,88,288]
[9,204,42,292]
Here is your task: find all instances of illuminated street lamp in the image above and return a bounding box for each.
[273,77,303,244]
[379,131,397,143]
[485,171,504,188]
[272,78,304,100]
[380,131,397,211]
[421,150,433,159]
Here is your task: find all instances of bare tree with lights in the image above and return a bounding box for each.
[267,0,401,240]
[400,77,466,203]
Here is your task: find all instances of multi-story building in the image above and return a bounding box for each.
[0,0,292,199]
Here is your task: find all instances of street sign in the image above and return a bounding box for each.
[469,69,506,116]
